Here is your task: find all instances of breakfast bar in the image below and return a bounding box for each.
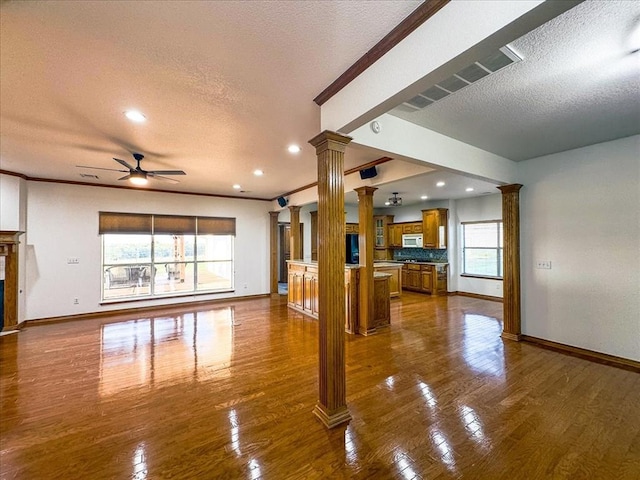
[287,260,391,335]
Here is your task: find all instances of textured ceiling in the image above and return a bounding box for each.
[389,0,640,161]
[0,0,421,199]
[3,1,637,203]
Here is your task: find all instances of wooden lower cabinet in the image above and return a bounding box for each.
[288,264,304,308]
[373,275,390,329]
[421,268,433,294]
[287,261,391,335]
[373,263,402,297]
[401,263,448,296]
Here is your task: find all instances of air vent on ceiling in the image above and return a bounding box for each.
[399,46,521,112]
[80,173,99,179]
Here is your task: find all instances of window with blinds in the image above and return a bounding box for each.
[99,213,235,301]
[461,221,503,278]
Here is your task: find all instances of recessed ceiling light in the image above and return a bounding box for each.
[466,187,474,192]
[288,145,301,154]
[436,181,445,187]
[124,110,146,123]
[253,169,264,176]
[233,184,241,190]
[420,195,428,200]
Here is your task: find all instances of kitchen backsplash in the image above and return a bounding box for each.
[393,248,448,263]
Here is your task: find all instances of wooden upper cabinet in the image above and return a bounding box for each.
[374,215,394,248]
[346,223,359,234]
[422,209,448,249]
[388,224,403,248]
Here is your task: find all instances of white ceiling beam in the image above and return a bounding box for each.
[320,0,580,134]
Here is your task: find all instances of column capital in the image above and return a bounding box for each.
[288,205,302,213]
[268,211,280,218]
[354,186,378,197]
[497,184,523,194]
[308,130,353,154]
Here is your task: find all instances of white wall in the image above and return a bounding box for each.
[454,194,503,298]
[24,182,272,320]
[0,174,22,231]
[519,135,640,361]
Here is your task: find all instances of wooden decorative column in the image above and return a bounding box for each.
[269,211,279,295]
[289,206,302,261]
[0,231,24,332]
[355,186,377,335]
[308,130,352,429]
[310,211,318,261]
[498,184,523,341]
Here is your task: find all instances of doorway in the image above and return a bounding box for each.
[278,223,304,284]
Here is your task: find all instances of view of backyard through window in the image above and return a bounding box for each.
[462,221,503,278]
[102,234,233,300]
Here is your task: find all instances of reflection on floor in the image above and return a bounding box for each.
[1,293,638,479]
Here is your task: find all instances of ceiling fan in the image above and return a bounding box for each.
[77,153,186,185]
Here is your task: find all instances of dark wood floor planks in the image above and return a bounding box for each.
[1,293,638,479]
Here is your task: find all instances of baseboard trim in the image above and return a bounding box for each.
[521,335,640,373]
[23,294,271,327]
[453,291,503,303]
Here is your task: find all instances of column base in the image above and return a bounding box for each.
[358,327,377,336]
[313,402,351,429]
[502,331,522,342]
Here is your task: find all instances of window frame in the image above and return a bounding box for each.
[461,220,503,280]
[100,213,235,303]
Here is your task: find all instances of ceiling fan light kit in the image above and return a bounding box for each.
[129,171,148,186]
[77,152,186,186]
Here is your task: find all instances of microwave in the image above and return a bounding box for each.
[402,233,423,248]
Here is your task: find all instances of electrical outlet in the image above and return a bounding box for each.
[536,260,552,269]
[243,283,248,289]
[67,257,79,264]
[73,297,79,305]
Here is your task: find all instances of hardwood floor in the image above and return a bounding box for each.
[1,293,638,479]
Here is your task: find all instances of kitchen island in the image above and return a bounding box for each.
[287,260,391,335]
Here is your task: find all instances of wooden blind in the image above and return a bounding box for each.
[99,213,235,236]
[154,215,197,234]
[197,217,236,236]
[99,212,152,234]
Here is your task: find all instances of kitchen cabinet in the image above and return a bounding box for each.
[401,263,448,296]
[345,223,359,234]
[403,263,421,290]
[287,261,391,335]
[421,266,433,293]
[373,263,402,297]
[288,264,304,309]
[422,209,448,249]
[374,215,394,260]
[374,215,394,248]
[402,222,423,234]
[388,224,404,248]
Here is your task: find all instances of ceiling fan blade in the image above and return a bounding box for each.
[118,174,131,181]
[114,158,135,170]
[149,175,180,183]
[148,170,186,176]
[76,165,129,172]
